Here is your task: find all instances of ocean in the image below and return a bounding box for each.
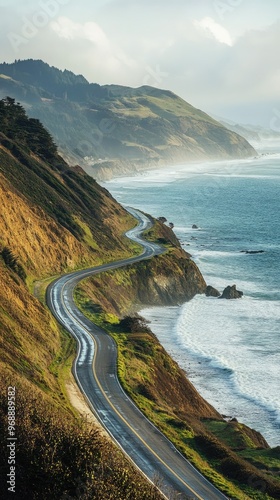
[104,146,280,447]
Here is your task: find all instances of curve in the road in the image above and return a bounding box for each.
[47,208,228,500]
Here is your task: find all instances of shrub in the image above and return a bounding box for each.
[1,247,26,281]
[119,315,152,334]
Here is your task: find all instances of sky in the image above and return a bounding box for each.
[0,0,279,127]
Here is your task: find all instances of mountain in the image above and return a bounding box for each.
[0,59,256,180]
[218,117,280,150]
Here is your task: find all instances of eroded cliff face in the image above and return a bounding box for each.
[77,248,206,317]
[136,251,206,306]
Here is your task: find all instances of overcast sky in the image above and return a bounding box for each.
[0,0,279,126]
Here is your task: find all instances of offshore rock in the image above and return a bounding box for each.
[205,285,221,297]
[219,285,243,299]
[241,250,265,254]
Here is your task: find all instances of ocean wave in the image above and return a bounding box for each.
[195,249,244,258]
[175,296,280,415]
[140,302,280,445]
[205,173,280,180]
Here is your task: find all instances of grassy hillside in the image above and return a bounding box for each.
[0,59,256,180]
[0,249,165,498]
[0,372,163,500]
[0,97,141,281]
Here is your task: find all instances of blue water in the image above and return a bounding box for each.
[104,152,280,446]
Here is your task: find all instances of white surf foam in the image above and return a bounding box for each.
[140,295,280,446]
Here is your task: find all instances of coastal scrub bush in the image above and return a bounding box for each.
[119,314,152,334]
[195,434,230,460]
[1,247,26,281]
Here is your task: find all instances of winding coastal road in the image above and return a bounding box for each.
[47,208,228,500]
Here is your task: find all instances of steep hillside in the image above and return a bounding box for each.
[0,213,164,499]
[0,97,141,279]
[219,118,280,144]
[0,99,159,497]
[0,59,256,180]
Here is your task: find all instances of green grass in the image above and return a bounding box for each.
[110,97,157,118]
[73,216,99,250]
[239,448,280,480]
[110,93,215,122]
[204,420,280,482]
[134,94,221,124]
[203,419,257,450]
[48,324,82,416]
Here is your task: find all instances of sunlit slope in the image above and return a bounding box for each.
[0,98,138,279]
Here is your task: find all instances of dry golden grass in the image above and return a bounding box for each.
[0,263,62,391]
[0,173,93,278]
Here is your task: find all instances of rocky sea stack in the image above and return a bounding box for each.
[219,285,243,299]
[205,285,221,297]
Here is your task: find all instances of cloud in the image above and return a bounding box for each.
[1,1,279,125]
[51,17,109,47]
[49,17,137,82]
[194,17,233,46]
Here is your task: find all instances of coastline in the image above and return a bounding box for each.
[103,152,280,448]
[97,153,260,183]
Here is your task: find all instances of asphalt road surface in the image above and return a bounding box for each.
[47,208,229,500]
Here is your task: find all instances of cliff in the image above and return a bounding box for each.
[76,261,280,499]
[0,59,256,181]
[78,247,205,313]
